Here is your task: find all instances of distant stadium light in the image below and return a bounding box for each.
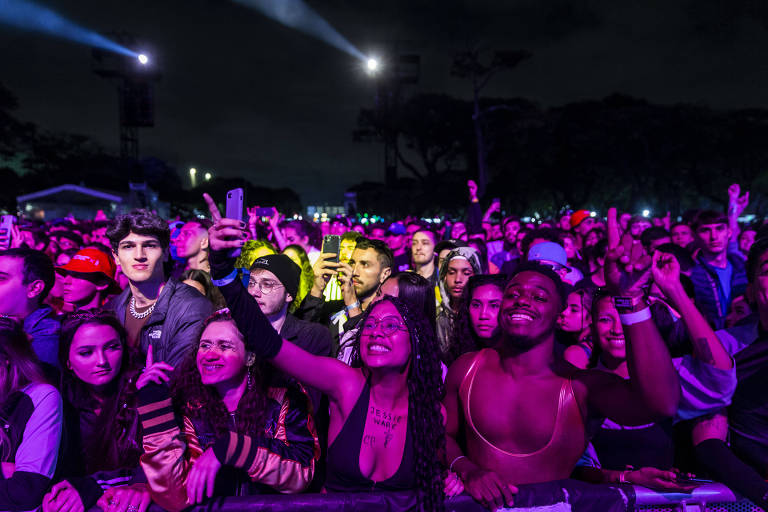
[137,53,149,65]
[366,57,380,74]
[642,209,651,218]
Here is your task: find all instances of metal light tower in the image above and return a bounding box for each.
[92,32,160,163]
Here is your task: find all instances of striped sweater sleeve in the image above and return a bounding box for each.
[137,385,202,512]
[212,385,320,494]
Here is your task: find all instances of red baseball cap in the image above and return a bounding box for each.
[57,248,116,280]
[569,210,591,229]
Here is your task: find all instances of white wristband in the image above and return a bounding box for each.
[619,307,652,326]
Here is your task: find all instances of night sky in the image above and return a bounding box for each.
[3,0,768,205]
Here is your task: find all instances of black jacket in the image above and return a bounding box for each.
[294,294,363,357]
[106,278,213,367]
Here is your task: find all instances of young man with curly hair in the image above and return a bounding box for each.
[106,209,213,367]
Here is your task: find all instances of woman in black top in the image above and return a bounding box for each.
[204,195,448,511]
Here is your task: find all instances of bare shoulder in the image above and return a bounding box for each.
[335,367,368,408]
[563,344,589,369]
[445,350,483,390]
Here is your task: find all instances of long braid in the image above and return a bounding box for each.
[354,297,445,511]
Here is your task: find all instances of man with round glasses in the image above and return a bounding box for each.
[247,254,331,408]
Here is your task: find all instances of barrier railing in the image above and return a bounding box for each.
[89,480,764,512]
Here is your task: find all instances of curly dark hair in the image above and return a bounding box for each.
[171,310,271,439]
[446,274,508,366]
[350,296,445,512]
[58,309,142,473]
[106,209,171,251]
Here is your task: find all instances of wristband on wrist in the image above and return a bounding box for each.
[449,455,466,473]
[345,300,360,313]
[619,307,652,326]
[211,269,238,287]
[619,470,630,484]
[613,293,646,314]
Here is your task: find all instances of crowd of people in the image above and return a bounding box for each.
[0,179,766,512]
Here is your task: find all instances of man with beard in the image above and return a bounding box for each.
[490,216,522,271]
[444,208,680,511]
[298,237,393,355]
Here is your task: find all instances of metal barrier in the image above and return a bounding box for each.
[635,483,763,512]
[88,481,764,511]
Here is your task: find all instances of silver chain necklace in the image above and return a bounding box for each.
[129,296,156,319]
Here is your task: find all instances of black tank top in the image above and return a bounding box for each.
[324,380,416,492]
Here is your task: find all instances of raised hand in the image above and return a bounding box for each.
[136,345,174,390]
[310,253,341,296]
[335,261,359,308]
[605,207,625,294]
[203,193,248,253]
[651,251,682,298]
[728,183,749,216]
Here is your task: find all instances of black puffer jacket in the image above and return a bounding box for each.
[107,278,214,367]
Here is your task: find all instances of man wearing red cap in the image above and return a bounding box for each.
[56,248,120,311]
[570,209,595,249]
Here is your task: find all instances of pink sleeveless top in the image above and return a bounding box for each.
[459,349,587,484]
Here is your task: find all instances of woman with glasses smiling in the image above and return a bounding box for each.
[203,193,450,511]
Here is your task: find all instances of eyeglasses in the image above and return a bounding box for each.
[247,279,283,294]
[361,315,409,336]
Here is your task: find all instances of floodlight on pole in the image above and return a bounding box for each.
[366,57,380,75]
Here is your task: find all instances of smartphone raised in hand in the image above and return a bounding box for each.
[225,188,244,222]
[225,188,244,258]
[321,235,341,263]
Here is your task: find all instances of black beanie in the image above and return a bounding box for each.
[249,254,301,299]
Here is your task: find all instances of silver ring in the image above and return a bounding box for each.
[126,506,139,512]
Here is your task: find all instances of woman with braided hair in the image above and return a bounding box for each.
[203,193,450,511]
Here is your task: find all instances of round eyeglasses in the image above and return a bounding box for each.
[361,316,409,336]
[247,279,284,294]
